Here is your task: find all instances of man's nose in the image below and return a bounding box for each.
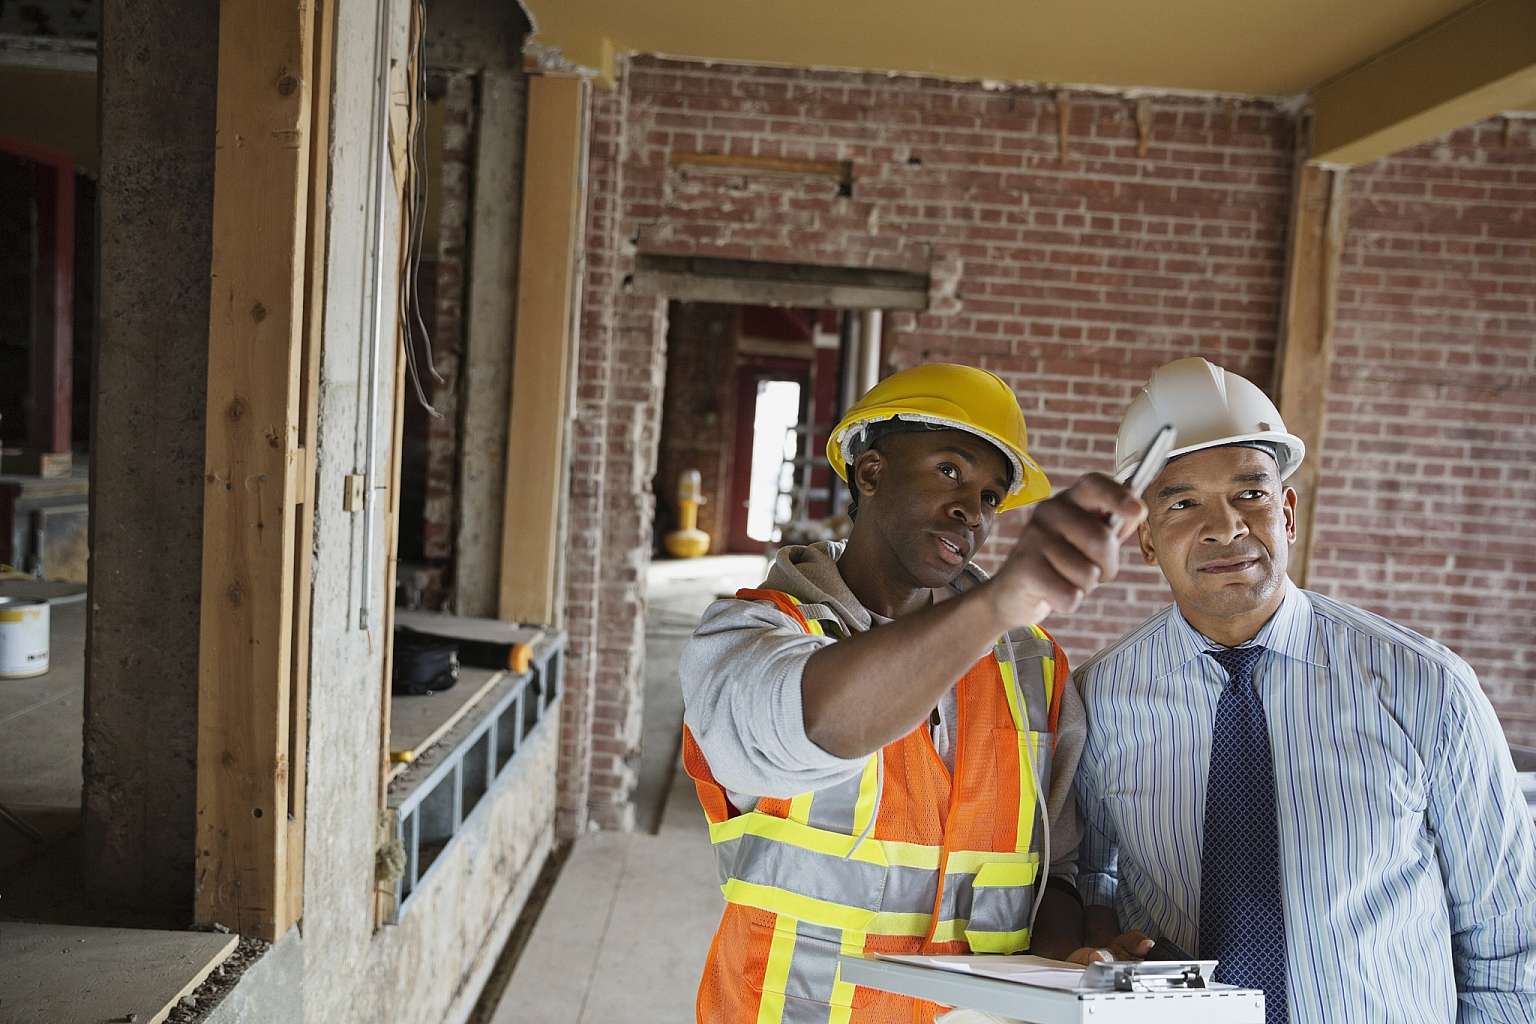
[1201,501,1248,544]
[949,492,982,529]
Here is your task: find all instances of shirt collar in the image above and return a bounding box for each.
[1163,578,1328,677]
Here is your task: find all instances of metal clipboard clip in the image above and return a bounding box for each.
[1083,960,1220,993]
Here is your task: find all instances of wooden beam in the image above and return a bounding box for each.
[25,158,73,477]
[1311,0,1536,166]
[371,0,423,928]
[1274,140,1349,589]
[285,0,339,932]
[632,253,929,310]
[196,0,315,940]
[670,151,852,187]
[498,75,589,626]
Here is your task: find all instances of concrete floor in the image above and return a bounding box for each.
[0,589,86,869]
[494,553,768,1022]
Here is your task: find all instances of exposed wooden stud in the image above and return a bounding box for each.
[285,0,339,931]
[498,75,589,627]
[1134,98,1152,158]
[1056,91,1070,162]
[195,0,316,941]
[374,0,422,928]
[1274,126,1350,589]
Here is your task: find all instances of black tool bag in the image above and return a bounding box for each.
[391,627,461,695]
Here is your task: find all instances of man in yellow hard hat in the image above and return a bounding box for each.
[1075,357,1536,1024]
[679,363,1148,1022]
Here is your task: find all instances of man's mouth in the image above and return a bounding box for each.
[934,533,967,566]
[1198,556,1260,575]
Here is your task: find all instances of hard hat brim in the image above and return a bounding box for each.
[829,412,1052,511]
[1115,431,1306,483]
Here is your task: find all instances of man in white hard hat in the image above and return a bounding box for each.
[1074,357,1536,1023]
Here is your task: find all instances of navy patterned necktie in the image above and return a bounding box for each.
[1200,645,1289,1024]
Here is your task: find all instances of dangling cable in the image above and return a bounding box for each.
[399,0,442,417]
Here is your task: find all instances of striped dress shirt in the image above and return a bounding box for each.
[1075,580,1536,1023]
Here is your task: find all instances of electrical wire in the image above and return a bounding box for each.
[399,0,443,417]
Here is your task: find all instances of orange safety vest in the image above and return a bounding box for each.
[684,588,1067,1024]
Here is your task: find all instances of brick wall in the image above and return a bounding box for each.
[558,79,622,835]
[1310,117,1536,749]
[565,55,1534,826]
[567,54,1296,825]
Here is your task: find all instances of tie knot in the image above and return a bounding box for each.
[1205,645,1264,691]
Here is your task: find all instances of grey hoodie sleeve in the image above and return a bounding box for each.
[680,597,871,801]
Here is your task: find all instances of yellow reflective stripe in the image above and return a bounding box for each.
[995,645,1027,733]
[973,860,1041,888]
[930,917,970,944]
[787,791,814,825]
[774,592,826,638]
[827,928,865,1023]
[1015,731,1040,854]
[721,879,932,936]
[709,811,943,870]
[756,916,798,1024]
[851,756,879,839]
[1028,623,1055,709]
[945,848,1040,876]
[965,927,1032,953]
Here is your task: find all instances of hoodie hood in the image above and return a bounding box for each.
[760,540,986,635]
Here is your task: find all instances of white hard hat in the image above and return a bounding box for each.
[1116,357,1305,481]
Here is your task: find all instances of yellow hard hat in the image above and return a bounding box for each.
[827,363,1051,512]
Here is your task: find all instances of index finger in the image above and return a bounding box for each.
[1063,473,1146,535]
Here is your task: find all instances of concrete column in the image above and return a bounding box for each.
[82,0,217,915]
[454,67,526,617]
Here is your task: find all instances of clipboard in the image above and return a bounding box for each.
[839,954,1266,1024]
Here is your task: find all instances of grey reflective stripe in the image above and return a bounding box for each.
[717,833,884,912]
[966,879,1039,937]
[998,629,1053,733]
[1005,629,1054,663]
[782,991,833,1024]
[716,832,941,918]
[1030,740,1053,856]
[783,921,844,1017]
[805,769,863,833]
[939,870,979,923]
[882,864,941,916]
[795,602,839,625]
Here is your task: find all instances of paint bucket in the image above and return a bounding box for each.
[0,596,50,678]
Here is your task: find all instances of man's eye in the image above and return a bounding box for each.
[983,492,1001,509]
[1169,499,1194,511]
[1237,490,1266,501]
[939,463,959,479]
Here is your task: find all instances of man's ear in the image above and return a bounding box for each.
[1282,486,1298,543]
[852,449,885,504]
[1137,519,1158,566]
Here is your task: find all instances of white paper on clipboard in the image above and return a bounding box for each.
[874,954,1086,992]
